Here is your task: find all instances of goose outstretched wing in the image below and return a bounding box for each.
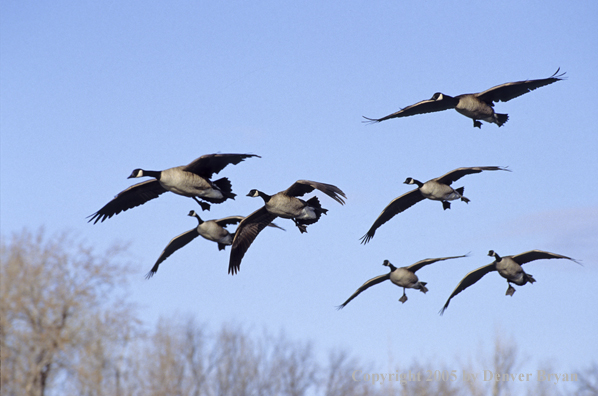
[434,166,510,186]
[476,69,566,104]
[145,228,200,279]
[363,96,456,123]
[284,180,346,205]
[407,254,468,273]
[360,189,424,244]
[184,153,260,178]
[440,263,497,315]
[337,273,391,309]
[88,179,167,224]
[228,207,279,275]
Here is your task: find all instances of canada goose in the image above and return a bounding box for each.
[228,180,346,275]
[360,166,509,244]
[337,254,467,309]
[364,69,565,128]
[88,153,259,223]
[145,210,284,278]
[440,249,580,314]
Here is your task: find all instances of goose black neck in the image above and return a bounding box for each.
[256,190,272,203]
[188,210,205,225]
[412,179,424,188]
[144,170,162,179]
[383,260,398,271]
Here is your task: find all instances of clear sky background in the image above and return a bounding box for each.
[2,0,597,389]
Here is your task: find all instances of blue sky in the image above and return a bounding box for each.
[2,0,597,390]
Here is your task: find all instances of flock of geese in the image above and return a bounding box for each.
[89,69,580,314]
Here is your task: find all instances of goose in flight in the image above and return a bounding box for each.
[440,249,580,314]
[228,180,346,275]
[88,153,259,223]
[364,69,565,128]
[145,210,283,278]
[337,254,468,309]
[360,166,509,244]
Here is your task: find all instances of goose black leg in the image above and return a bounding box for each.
[399,289,408,303]
[192,197,211,211]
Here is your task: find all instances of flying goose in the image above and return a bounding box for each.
[364,69,566,128]
[360,166,509,244]
[228,180,346,275]
[440,249,580,314]
[145,210,284,278]
[337,254,467,309]
[88,153,259,223]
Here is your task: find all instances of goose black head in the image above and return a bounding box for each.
[188,210,203,224]
[431,92,444,101]
[128,169,144,179]
[247,189,260,198]
[382,259,397,271]
[488,250,502,261]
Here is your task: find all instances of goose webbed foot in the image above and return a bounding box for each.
[473,120,482,128]
[526,273,536,284]
[297,225,308,233]
[399,291,408,304]
[442,201,451,210]
[193,197,211,211]
[506,284,516,296]
[293,219,308,233]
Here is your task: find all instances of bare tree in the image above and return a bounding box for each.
[210,323,260,396]
[321,349,378,396]
[574,362,598,396]
[489,334,519,396]
[144,318,188,396]
[459,332,521,396]
[2,228,594,396]
[526,360,567,396]
[138,316,211,396]
[134,320,321,396]
[266,332,317,396]
[182,317,209,396]
[0,228,137,396]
